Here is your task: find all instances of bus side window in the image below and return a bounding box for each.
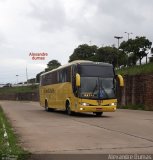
[42,75,46,86]
[40,77,42,86]
[52,72,57,84]
[46,74,50,85]
[72,65,77,95]
[62,70,67,82]
[58,71,62,83]
[58,68,71,83]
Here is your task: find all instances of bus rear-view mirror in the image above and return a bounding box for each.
[117,74,124,87]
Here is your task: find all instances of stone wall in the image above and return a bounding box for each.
[117,74,153,110]
[0,92,39,101]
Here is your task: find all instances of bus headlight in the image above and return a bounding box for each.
[110,102,117,106]
[80,102,90,106]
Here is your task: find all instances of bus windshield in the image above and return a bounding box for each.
[78,65,116,100]
[80,77,115,100]
[78,65,114,77]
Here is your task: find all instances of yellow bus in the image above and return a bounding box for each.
[39,60,124,116]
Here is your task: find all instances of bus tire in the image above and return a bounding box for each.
[45,100,49,112]
[95,112,103,117]
[66,101,73,116]
[45,100,54,112]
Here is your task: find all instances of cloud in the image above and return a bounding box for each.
[0,0,7,2]
[0,0,153,83]
[66,0,150,44]
[29,0,67,32]
[0,58,46,83]
[0,31,6,46]
[27,0,153,46]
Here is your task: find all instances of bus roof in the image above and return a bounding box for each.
[41,60,112,76]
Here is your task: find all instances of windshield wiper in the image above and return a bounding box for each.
[98,79,109,99]
[92,80,98,96]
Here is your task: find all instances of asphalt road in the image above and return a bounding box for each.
[1,101,153,155]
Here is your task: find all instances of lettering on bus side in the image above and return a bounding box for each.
[44,88,55,94]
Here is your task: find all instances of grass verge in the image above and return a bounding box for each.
[0,85,38,94]
[116,62,153,76]
[0,106,30,159]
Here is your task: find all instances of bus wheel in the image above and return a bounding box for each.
[45,101,49,112]
[95,112,103,117]
[66,102,72,115]
[45,100,54,112]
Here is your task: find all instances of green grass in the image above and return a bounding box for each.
[0,106,30,159]
[0,85,38,94]
[116,62,153,76]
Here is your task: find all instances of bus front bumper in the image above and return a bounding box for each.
[77,105,116,112]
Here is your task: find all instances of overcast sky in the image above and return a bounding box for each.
[0,0,153,83]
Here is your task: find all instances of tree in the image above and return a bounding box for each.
[69,44,98,62]
[120,39,138,66]
[134,37,152,64]
[95,46,127,67]
[45,59,61,72]
[149,48,153,63]
[69,44,128,67]
[120,36,152,65]
[127,53,138,66]
[95,46,117,64]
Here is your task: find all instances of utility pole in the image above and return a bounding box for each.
[114,36,123,68]
[124,32,133,40]
[114,36,123,48]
